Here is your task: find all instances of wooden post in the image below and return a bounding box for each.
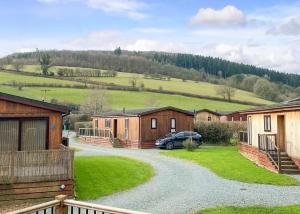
[55,195,68,214]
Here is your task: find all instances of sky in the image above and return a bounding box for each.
[1,0,300,73]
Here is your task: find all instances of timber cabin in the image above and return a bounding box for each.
[0,92,74,201]
[79,106,194,148]
[194,109,246,123]
[239,101,300,174]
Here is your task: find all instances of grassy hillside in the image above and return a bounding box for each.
[10,65,272,105]
[0,86,252,110]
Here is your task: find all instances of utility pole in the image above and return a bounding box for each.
[41,89,51,101]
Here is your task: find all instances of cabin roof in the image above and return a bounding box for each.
[94,106,194,117]
[0,92,69,114]
[194,109,236,116]
[241,100,300,114]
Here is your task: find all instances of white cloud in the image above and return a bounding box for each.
[190,5,246,27]
[68,30,122,49]
[267,16,300,36]
[133,27,175,34]
[37,0,148,19]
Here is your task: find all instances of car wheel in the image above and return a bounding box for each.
[166,142,174,150]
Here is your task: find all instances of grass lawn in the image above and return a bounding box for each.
[9,65,272,105]
[0,86,252,110]
[74,156,155,200]
[199,205,300,214]
[162,146,299,186]
[0,71,83,86]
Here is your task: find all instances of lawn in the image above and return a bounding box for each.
[162,146,300,186]
[74,156,155,200]
[199,205,300,214]
[11,65,272,105]
[0,71,83,86]
[0,86,252,110]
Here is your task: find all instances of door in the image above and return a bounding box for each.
[113,119,118,138]
[277,115,285,151]
[247,116,252,145]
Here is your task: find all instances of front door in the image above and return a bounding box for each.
[277,115,285,151]
[113,119,118,138]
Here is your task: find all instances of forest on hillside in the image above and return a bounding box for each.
[1,49,300,102]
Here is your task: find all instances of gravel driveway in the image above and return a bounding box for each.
[71,141,300,214]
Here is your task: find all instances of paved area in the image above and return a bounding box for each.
[72,141,300,214]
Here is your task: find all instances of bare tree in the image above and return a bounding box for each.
[12,60,24,72]
[129,77,138,88]
[80,90,110,115]
[215,85,235,101]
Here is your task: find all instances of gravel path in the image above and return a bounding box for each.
[72,141,300,214]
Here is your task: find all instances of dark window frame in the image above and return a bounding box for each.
[264,115,271,132]
[0,117,49,151]
[151,118,157,129]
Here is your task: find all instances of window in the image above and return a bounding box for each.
[94,119,98,129]
[151,118,157,129]
[125,119,129,140]
[240,116,243,121]
[105,119,111,128]
[170,118,176,133]
[0,118,48,151]
[264,115,271,132]
[208,116,211,121]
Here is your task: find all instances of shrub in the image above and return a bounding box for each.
[112,138,124,148]
[183,138,198,151]
[229,136,239,146]
[195,122,246,144]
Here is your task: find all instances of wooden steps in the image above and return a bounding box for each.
[270,152,300,174]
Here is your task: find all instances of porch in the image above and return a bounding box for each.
[239,131,300,174]
[78,128,114,146]
[0,148,74,201]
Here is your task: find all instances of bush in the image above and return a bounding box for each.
[229,136,239,146]
[195,122,246,144]
[183,138,198,151]
[65,114,92,131]
[112,138,124,148]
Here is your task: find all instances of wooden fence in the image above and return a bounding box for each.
[0,149,74,184]
[9,195,149,214]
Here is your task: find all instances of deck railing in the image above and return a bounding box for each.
[258,134,281,172]
[79,128,113,139]
[0,149,74,184]
[9,195,149,214]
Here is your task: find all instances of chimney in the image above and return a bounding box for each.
[123,107,126,114]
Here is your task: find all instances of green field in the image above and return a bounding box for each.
[75,156,154,200]
[0,71,83,86]
[199,205,300,214]
[12,65,272,105]
[0,86,252,110]
[162,146,299,186]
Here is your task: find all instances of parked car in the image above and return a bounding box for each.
[155,131,202,150]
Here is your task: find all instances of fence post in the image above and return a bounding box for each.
[55,195,68,214]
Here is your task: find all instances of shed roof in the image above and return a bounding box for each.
[0,92,69,114]
[240,100,300,114]
[194,109,236,116]
[94,106,194,117]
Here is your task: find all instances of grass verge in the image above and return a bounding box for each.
[74,156,155,200]
[162,146,299,186]
[199,205,300,213]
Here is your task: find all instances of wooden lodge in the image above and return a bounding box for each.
[239,101,300,174]
[194,109,247,123]
[0,92,74,202]
[79,106,194,148]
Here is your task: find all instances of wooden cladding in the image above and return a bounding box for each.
[0,149,74,185]
[0,118,48,151]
